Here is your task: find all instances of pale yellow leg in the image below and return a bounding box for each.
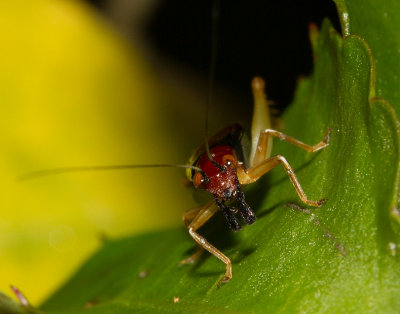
[188,227,232,286]
[179,206,206,265]
[178,245,204,266]
[238,155,326,207]
[182,205,203,227]
[250,77,272,164]
[180,201,232,285]
[249,76,330,168]
[251,128,330,167]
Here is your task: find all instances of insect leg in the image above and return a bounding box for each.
[178,245,204,266]
[249,77,272,165]
[181,200,232,285]
[251,128,330,167]
[180,201,218,265]
[248,76,330,167]
[186,200,219,233]
[179,205,207,265]
[237,155,326,207]
[183,205,203,227]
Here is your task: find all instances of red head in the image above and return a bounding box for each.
[193,145,238,200]
[192,145,256,231]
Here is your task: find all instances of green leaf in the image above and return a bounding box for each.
[0,291,25,314]
[335,0,400,112]
[0,290,39,314]
[38,4,400,314]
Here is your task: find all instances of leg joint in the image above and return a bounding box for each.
[275,154,287,163]
[262,128,284,140]
[262,128,274,133]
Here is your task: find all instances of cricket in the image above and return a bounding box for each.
[19,2,331,287]
[178,76,330,286]
[20,76,330,286]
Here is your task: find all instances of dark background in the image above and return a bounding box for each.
[85,0,340,111]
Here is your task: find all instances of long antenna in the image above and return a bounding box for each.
[18,164,203,181]
[20,3,222,182]
[205,0,221,169]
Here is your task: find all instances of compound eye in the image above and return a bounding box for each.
[193,172,204,187]
[222,154,236,168]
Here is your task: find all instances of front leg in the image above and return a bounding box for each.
[179,205,207,265]
[179,201,215,265]
[188,227,232,286]
[180,200,233,286]
[237,155,326,207]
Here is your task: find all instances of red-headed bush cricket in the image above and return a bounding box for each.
[19,1,330,286]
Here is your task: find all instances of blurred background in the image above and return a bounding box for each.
[0,0,339,305]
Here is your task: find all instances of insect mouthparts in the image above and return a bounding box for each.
[237,197,257,225]
[223,188,233,199]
